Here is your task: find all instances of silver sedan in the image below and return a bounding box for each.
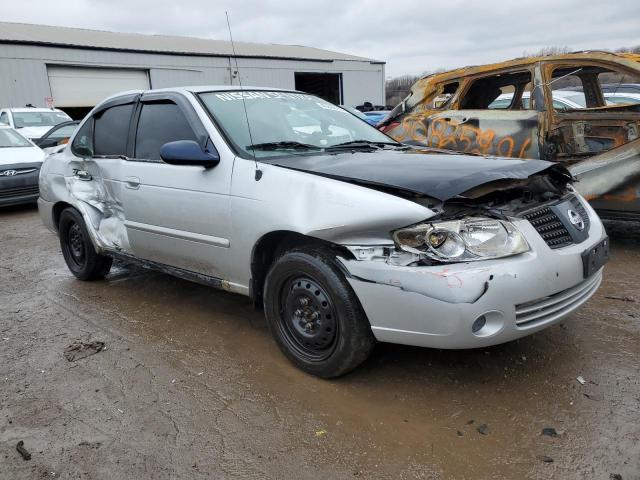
[38,86,608,377]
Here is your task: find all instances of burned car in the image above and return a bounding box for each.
[380,52,640,220]
[39,87,608,377]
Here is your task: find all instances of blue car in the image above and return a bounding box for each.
[363,110,390,126]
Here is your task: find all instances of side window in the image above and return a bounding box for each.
[134,102,198,160]
[71,119,94,157]
[460,71,532,110]
[548,67,588,111]
[0,112,8,125]
[549,65,640,111]
[598,68,640,107]
[94,104,133,156]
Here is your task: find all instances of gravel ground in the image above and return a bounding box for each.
[1,205,638,480]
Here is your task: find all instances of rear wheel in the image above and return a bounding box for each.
[59,208,112,280]
[264,246,375,377]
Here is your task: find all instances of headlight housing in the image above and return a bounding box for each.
[393,217,529,262]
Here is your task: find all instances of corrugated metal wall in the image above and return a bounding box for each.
[0,43,384,108]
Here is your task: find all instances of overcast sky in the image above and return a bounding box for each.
[3,0,639,77]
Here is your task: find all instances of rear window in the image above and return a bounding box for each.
[71,119,94,157]
[94,104,133,156]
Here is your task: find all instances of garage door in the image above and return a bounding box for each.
[47,66,150,107]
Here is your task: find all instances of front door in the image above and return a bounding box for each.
[121,93,233,278]
[386,68,541,159]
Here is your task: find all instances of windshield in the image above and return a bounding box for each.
[198,91,397,158]
[46,123,77,139]
[13,111,71,129]
[0,129,31,148]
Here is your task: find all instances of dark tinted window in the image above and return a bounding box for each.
[135,102,198,160]
[71,119,94,157]
[94,104,133,156]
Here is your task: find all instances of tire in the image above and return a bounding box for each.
[264,246,376,378]
[59,208,112,280]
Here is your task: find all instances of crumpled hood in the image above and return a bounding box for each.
[0,146,45,166]
[263,149,570,201]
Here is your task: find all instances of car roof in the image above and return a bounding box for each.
[4,107,68,113]
[106,85,300,97]
[97,85,310,107]
[405,52,640,105]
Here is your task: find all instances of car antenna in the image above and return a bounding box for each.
[225,11,262,181]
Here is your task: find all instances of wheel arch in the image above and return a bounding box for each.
[52,201,74,231]
[249,230,354,308]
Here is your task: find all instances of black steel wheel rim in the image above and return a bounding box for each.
[278,276,338,361]
[67,222,86,266]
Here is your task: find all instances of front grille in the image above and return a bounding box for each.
[521,194,590,249]
[515,271,602,328]
[522,205,573,248]
[0,185,39,199]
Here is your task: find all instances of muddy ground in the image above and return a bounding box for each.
[1,205,638,480]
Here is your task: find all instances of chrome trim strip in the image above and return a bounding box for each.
[124,220,230,248]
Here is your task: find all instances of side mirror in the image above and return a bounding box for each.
[37,138,59,148]
[160,140,220,168]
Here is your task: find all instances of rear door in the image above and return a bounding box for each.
[121,92,233,278]
[66,96,136,252]
[542,60,640,159]
[541,60,640,216]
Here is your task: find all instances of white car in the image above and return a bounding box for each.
[490,91,585,110]
[0,126,45,206]
[0,107,72,141]
[604,92,640,106]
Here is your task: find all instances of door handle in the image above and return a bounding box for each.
[124,176,140,189]
[72,169,92,181]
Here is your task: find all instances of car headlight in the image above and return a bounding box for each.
[393,217,529,262]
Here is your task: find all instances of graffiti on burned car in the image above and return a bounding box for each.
[396,113,537,158]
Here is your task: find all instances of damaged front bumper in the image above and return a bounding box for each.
[338,212,606,349]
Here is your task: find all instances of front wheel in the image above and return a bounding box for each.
[59,208,112,280]
[264,246,376,378]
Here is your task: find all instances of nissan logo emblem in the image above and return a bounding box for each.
[567,209,585,231]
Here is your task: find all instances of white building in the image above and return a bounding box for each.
[0,22,385,118]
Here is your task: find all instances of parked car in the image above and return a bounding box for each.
[601,83,640,94]
[34,121,80,155]
[604,92,640,106]
[380,51,640,220]
[0,126,45,206]
[489,91,585,110]
[363,110,391,126]
[0,107,72,141]
[39,86,608,377]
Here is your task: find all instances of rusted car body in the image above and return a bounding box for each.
[380,52,640,219]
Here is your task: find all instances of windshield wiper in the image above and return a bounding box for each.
[247,141,321,151]
[326,140,401,150]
